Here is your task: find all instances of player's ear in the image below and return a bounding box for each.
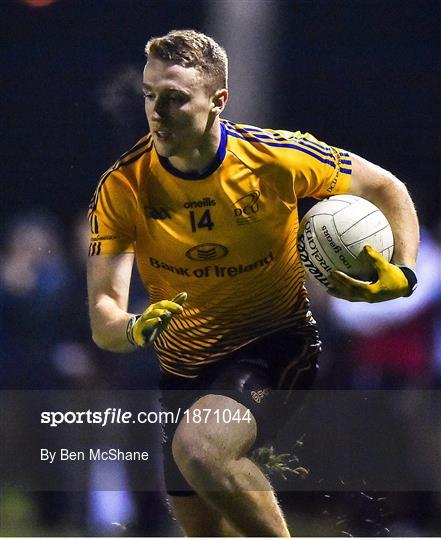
[211,88,228,115]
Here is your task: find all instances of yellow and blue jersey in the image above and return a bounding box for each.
[88,119,352,380]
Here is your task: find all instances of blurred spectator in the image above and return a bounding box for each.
[0,210,169,534]
[0,210,71,389]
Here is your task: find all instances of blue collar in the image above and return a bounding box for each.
[157,123,227,180]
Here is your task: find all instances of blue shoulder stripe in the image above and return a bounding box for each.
[226,128,352,174]
[226,124,348,163]
[224,123,352,163]
[231,126,335,160]
[223,121,352,173]
[89,140,154,211]
[119,140,153,167]
[226,128,339,169]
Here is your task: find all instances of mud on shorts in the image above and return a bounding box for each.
[159,326,321,496]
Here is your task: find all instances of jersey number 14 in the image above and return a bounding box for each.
[189,210,214,232]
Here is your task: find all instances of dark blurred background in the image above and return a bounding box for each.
[1,0,440,229]
[0,0,440,536]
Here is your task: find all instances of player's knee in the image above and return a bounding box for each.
[171,423,212,479]
[171,394,256,477]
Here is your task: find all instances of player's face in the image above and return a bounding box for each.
[143,58,216,158]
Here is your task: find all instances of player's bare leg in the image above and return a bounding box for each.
[169,494,241,537]
[172,394,291,537]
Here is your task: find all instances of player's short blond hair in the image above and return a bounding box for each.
[145,29,228,93]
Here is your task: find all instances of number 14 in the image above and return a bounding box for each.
[189,209,214,232]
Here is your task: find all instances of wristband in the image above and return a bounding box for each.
[396,264,418,297]
[126,314,142,346]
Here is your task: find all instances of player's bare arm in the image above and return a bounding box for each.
[328,152,420,302]
[87,253,137,352]
[87,253,186,351]
[348,152,419,268]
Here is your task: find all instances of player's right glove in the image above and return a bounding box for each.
[126,292,187,347]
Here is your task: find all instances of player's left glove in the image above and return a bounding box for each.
[328,245,417,303]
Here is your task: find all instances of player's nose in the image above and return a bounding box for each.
[150,108,162,122]
[153,98,170,119]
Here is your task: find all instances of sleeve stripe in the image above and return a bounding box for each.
[223,119,330,154]
[88,241,102,256]
[234,127,335,159]
[119,140,153,168]
[222,121,352,173]
[225,128,338,169]
[88,138,153,212]
[119,134,152,162]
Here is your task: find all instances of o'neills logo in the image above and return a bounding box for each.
[184,197,216,209]
[298,222,330,287]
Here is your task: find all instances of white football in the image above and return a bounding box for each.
[298,194,394,288]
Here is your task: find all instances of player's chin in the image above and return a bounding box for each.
[153,139,176,157]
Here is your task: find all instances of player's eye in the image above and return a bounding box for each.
[167,93,188,105]
[143,92,154,100]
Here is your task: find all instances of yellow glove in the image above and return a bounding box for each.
[127,292,187,347]
[328,245,416,303]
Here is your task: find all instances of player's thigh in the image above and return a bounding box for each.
[172,393,257,466]
[169,493,239,537]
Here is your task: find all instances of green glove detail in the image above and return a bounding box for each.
[328,245,413,303]
[127,292,187,347]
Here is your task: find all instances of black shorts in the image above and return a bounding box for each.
[159,327,321,496]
